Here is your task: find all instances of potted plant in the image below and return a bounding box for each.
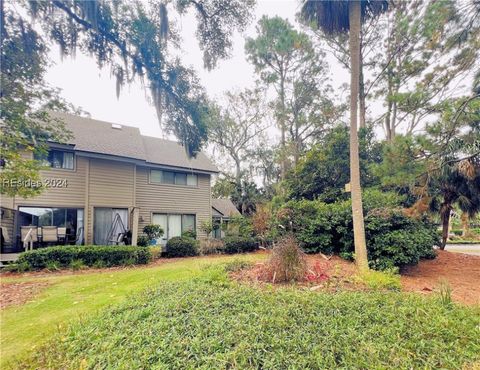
[142,224,164,245]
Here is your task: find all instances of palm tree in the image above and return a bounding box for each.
[433,159,480,249]
[301,0,388,271]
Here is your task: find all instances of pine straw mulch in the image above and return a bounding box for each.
[402,250,480,306]
[0,281,50,310]
[230,254,364,292]
[231,250,480,306]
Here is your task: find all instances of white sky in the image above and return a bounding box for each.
[45,0,350,139]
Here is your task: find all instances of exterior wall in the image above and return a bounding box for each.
[13,156,88,208]
[0,207,16,248]
[85,158,135,244]
[135,166,212,239]
[6,153,212,245]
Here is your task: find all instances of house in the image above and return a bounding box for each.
[212,198,241,239]
[1,112,218,253]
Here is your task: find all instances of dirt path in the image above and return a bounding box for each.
[401,250,480,305]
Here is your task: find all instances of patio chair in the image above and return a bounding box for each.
[57,227,67,244]
[110,232,125,245]
[42,226,58,244]
[21,226,38,251]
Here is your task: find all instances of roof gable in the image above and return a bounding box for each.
[212,198,241,217]
[49,112,217,173]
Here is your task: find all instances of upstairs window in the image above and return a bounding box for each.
[36,150,74,170]
[150,170,198,186]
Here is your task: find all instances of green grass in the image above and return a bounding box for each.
[0,254,264,368]
[18,274,480,369]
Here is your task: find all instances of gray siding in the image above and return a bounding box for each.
[136,167,211,239]
[13,156,87,208]
[86,159,135,244]
[7,154,212,244]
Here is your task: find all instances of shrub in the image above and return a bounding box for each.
[69,259,86,271]
[224,236,257,254]
[356,269,401,291]
[164,237,199,258]
[274,190,438,270]
[200,220,215,236]
[45,261,60,271]
[137,235,149,247]
[16,245,152,271]
[149,246,163,259]
[225,216,254,237]
[364,210,438,270]
[142,224,164,244]
[181,230,197,239]
[198,239,225,255]
[266,235,307,282]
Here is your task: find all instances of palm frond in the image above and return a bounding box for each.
[300,0,389,34]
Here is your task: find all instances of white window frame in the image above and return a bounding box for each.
[151,213,196,240]
[150,170,198,187]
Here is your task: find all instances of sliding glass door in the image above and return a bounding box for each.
[168,215,182,239]
[151,214,168,245]
[94,208,128,245]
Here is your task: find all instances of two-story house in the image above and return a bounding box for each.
[1,112,218,251]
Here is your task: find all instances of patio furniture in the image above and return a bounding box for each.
[21,226,38,251]
[57,227,67,244]
[42,226,58,243]
[110,232,126,245]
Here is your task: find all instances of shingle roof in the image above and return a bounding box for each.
[142,136,218,172]
[212,198,241,217]
[50,112,218,173]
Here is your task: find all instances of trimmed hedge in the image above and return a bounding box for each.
[164,237,199,258]
[224,236,258,254]
[16,245,152,270]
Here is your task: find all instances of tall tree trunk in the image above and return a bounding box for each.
[279,72,287,180]
[440,202,451,250]
[349,1,369,272]
[233,156,241,187]
[359,47,366,129]
[391,97,397,140]
[461,211,471,238]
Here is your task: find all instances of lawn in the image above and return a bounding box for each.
[0,254,264,368]
[2,254,480,369]
[16,274,480,369]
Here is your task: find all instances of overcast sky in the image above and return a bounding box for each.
[45,0,350,139]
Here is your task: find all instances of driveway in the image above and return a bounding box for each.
[445,244,480,256]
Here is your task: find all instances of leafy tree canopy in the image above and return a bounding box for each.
[284,126,383,203]
[6,0,255,156]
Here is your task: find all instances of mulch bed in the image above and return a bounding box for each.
[1,250,478,308]
[401,250,480,305]
[230,254,362,292]
[0,281,50,310]
[232,250,480,306]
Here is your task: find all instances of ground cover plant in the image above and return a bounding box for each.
[11,245,152,271]
[18,277,480,370]
[0,254,266,368]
